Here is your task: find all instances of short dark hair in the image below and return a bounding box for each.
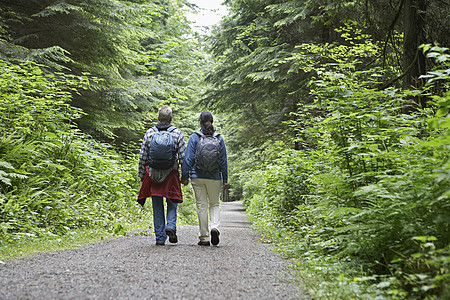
[158,105,172,122]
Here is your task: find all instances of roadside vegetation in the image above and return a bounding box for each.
[0,59,197,262]
[207,1,449,298]
[0,0,448,299]
[244,45,449,297]
[0,0,201,261]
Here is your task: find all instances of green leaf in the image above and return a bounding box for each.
[412,236,437,243]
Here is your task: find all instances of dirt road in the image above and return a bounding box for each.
[0,201,307,299]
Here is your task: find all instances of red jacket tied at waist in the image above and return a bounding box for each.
[137,167,183,206]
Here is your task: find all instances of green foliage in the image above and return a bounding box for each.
[1,1,448,298]
[0,0,205,147]
[204,0,411,196]
[0,161,27,188]
[208,1,449,296]
[0,60,151,247]
[205,0,323,167]
[243,40,450,298]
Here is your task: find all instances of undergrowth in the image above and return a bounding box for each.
[0,184,196,263]
[0,60,197,262]
[243,45,449,299]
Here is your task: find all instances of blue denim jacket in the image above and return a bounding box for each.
[181,130,228,183]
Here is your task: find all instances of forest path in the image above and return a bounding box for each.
[0,201,307,299]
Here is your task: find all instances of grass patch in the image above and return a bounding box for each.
[0,227,114,263]
[0,186,198,263]
[247,210,385,299]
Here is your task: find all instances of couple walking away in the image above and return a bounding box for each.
[137,106,228,246]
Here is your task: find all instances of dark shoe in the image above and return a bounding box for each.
[198,241,210,246]
[211,228,220,246]
[156,241,165,246]
[165,228,178,243]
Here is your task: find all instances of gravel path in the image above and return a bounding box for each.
[0,201,307,299]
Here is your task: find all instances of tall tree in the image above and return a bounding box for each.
[0,0,203,146]
[206,0,449,194]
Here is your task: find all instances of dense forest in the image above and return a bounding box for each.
[0,0,449,299]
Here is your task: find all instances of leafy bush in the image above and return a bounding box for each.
[0,60,148,244]
[245,45,449,298]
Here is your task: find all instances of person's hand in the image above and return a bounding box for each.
[223,182,229,190]
[181,179,189,186]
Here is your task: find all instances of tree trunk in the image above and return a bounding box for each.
[403,0,427,109]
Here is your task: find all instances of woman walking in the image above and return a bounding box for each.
[181,111,228,246]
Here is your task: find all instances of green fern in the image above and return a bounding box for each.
[31,2,82,17]
[0,160,27,186]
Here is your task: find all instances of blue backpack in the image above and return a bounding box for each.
[148,126,176,170]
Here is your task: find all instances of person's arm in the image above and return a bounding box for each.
[181,134,197,181]
[138,129,152,181]
[219,136,228,186]
[176,130,186,170]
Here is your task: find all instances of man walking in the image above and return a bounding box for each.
[138,105,186,245]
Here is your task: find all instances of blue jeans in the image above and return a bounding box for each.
[151,196,178,244]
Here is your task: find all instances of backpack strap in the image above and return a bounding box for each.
[153,126,176,132]
[196,131,220,137]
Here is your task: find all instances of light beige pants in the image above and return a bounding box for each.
[191,178,221,242]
